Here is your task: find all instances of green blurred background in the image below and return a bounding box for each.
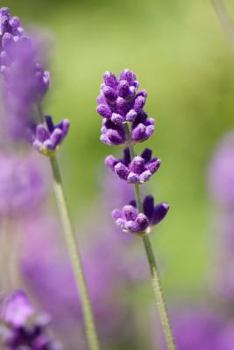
[4,0,234,297]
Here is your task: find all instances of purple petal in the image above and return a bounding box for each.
[123,148,131,165]
[102,86,117,103]
[105,155,118,169]
[111,113,124,125]
[112,209,122,220]
[103,71,118,88]
[129,156,145,174]
[116,97,131,115]
[143,195,155,221]
[114,162,129,180]
[134,95,146,113]
[141,148,152,162]
[126,109,137,122]
[36,125,49,142]
[118,80,131,98]
[50,129,63,148]
[146,158,161,174]
[122,204,138,221]
[45,115,54,133]
[139,170,152,183]
[127,172,140,184]
[131,123,146,142]
[97,104,112,118]
[135,213,149,232]
[152,202,169,225]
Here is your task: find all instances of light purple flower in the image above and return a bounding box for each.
[112,195,169,234]
[169,307,222,350]
[0,152,47,218]
[31,116,70,156]
[106,147,161,183]
[208,132,234,208]
[0,7,50,140]
[21,171,147,349]
[0,290,62,350]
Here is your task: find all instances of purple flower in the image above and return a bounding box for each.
[0,152,47,218]
[0,7,50,140]
[208,132,234,208]
[0,290,62,350]
[162,307,222,350]
[106,147,161,183]
[21,171,147,349]
[112,195,169,234]
[0,8,23,47]
[31,116,70,156]
[97,70,155,146]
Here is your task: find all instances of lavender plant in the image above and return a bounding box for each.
[97,69,176,350]
[0,290,62,349]
[0,8,100,350]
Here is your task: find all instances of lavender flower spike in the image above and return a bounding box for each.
[112,195,169,235]
[97,70,155,145]
[32,116,70,157]
[0,290,62,350]
[98,69,175,349]
[106,147,161,184]
[0,7,50,140]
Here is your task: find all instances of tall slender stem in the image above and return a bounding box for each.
[124,123,176,350]
[49,154,101,350]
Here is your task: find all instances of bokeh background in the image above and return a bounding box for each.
[2,0,234,348]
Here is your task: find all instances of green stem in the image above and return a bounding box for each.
[49,155,101,350]
[124,123,176,350]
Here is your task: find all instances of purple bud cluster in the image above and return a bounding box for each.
[31,116,70,157]
[105,148,161,184]
[97,69,169,235]
[97,70,154,145]
[0,7,69,155]
[0,291,61,350]
[112,196,169,234]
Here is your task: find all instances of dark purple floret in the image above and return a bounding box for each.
[131,111,155,143]
[31,116,70,156]
[0,290,62,350]
[105,147,161,184]
[100,118,126,145]
[112,195,169,234]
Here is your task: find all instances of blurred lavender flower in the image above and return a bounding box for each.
[105,148,161,184]
[208,132,234,208]
[112,195,169,235]
[31,116,70,157]
[97,70,155,145]
[0,290,62,350]
[208,132,234,301]
[0,7,50,140]
[21,171,147,350]
[157,307,222,350]
[0,152,46,219]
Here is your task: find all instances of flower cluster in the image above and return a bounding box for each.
[97,69,169,235]
[97,70,154,145]
[105,148,161,184]
[0,8,69,155]
[31,116,70,157]
[112,196,169,234]
[0,290,61,350]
